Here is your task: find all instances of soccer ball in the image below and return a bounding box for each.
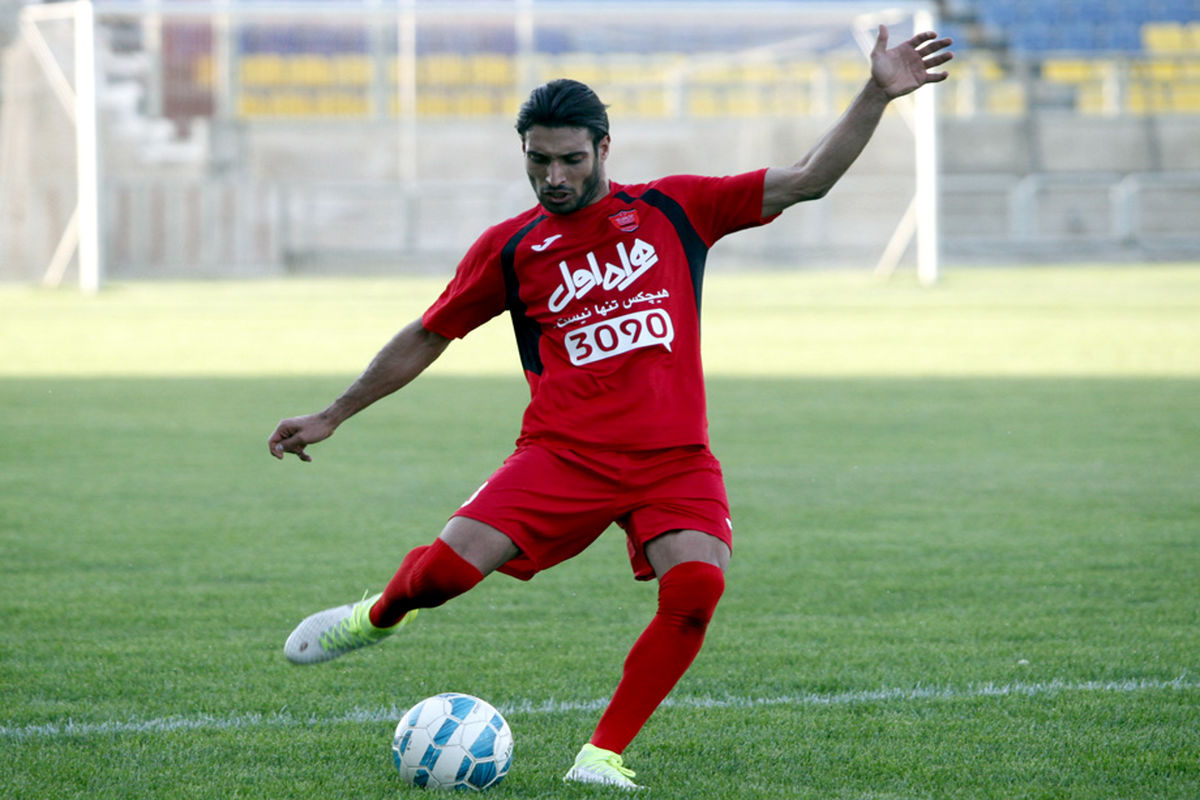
[392,693,513,791]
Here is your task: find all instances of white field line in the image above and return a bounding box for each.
[2,676,1195,741]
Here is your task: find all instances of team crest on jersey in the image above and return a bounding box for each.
[608,209,639,233]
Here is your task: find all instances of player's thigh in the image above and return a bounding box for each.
[644,528,731,577]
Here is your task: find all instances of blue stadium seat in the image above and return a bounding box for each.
[979,4,1022,27]
[1059,24,1099,52]
[1074,0,1114,15]
[1095,25,1147,52]
[1147,0,1198,23]
[1108,4,1150,24]
[1010,21,1055,53]
[970,0,1200,53]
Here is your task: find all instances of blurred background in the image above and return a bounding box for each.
[1,0,1198,288]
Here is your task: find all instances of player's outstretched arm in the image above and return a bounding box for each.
[268,318,451,462]
[762,25,952,217]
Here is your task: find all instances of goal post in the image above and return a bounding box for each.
[913,4,941,285]
[852,4,940,284]
[13,0,103,292]
[74,0,103,294]
[6,0,942,289]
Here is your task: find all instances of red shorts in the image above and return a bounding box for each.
[452,443,732,581]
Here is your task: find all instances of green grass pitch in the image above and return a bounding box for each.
[1,266,1198,799]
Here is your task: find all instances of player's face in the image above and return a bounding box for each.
[522,125,610,215]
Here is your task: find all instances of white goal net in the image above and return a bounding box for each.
[0,0,939,290]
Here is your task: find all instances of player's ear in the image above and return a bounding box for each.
[597,135,611,162]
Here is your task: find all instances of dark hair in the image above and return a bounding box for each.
[515,79,610,148]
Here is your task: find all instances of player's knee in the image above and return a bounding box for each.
[658,561,725,630]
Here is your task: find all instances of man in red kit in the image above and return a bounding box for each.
[269,26,952,789]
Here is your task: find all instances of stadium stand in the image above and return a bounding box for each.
[155,1,1200,121]
[5,0,1198,281]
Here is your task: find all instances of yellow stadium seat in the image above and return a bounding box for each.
[420,54,471,86]
[551,55,607,85]
[1143,22,1188,54]
[1129,58,1176,82]
[454,90,498,116]
[726,87,767,115]
[314,91,368,117]
[258,91,314,117]
[602,87,635,115]
[330,55,371,86]
[237,94,264,117]
[1171,83,1200,112]
[691,61,736,85]
[287,56,336,87]
[1043,58,1099,83]
[1126,84,1147,114]
[1075,85,1106,114]
[987,81,1026,115]
[967,55,1006,82]
[470,54,516,86]
[629,88,669,117]
[1127,83,1173,114]
[241,54,286,87]
[833,58,865,82]
[688,88,721,116]
[417,94,454,116]
[607,54,653,85]
[651,55,687,81]
[739,61,784,84]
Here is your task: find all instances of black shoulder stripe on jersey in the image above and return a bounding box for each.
[616,188,709,313]
[500,214,548,376]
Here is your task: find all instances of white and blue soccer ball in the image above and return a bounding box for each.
[392,693,513,791]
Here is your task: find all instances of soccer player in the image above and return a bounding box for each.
[269,26,952,789]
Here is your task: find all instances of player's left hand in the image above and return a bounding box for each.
[870,25,953,99]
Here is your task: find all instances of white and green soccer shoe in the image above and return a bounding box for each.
[284,592,417,665]
[563,743,645,790]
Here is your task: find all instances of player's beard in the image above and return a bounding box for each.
[537,160,606,215]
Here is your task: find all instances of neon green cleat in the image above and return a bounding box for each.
[284,592,417,665]
[563,743,645,790]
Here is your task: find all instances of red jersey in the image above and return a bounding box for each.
[423,170,776,450]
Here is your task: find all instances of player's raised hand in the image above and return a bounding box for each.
[870,25,953,99]
[268,413,334,462]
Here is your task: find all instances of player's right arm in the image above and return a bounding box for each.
[268,318,451,461]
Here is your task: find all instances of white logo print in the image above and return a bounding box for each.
[548,239,659,313]
[531,234,563,252]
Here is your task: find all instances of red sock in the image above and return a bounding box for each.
[369,538,484,628]
[589,561,725,754]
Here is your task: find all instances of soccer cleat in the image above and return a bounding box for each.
[284,592,417,665]
[563,743,645,790]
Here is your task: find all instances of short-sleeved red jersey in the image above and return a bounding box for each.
[423,170,776,450]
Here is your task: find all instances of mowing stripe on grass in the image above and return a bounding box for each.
[3,676,1195,741]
